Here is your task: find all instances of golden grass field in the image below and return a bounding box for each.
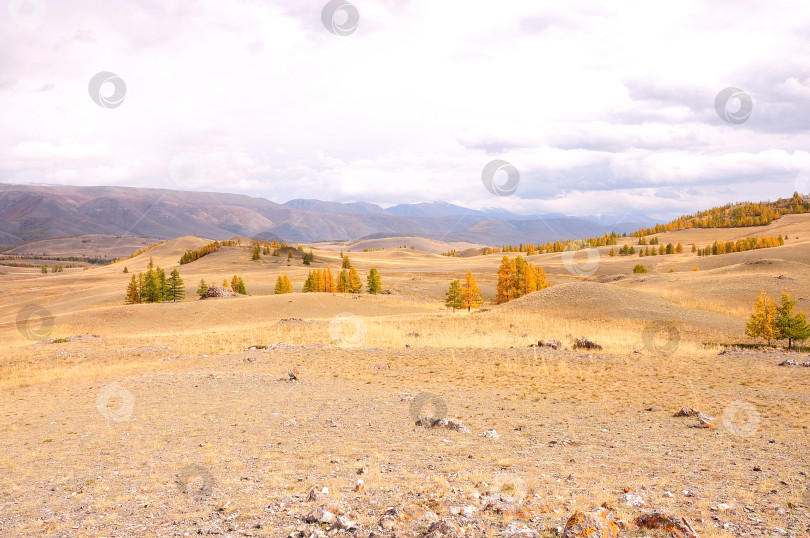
[1,215,809,537]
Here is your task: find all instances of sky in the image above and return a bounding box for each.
[2,0,810,220]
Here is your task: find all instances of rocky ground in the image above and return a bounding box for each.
[1,340,809,537]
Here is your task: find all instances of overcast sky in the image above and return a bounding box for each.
[2,0,810,219]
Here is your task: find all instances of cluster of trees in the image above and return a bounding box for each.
[41,264,64,273]
[180,241,234,264]
[301,256,380,294]
[125,259,185,303]
[252,240,292,260]
[303,268,341,292]
[746,291,809,349]
[194,275,248,297]
[633,193,809,235]
[445,270,483,312]
[696,236,784,256]
[633,264,648,274]
[495,255,550,304]
[274,275,293,294]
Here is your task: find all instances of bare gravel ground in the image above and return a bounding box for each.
[1,343,808,537]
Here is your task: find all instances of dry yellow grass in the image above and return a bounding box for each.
[1,218,809,536]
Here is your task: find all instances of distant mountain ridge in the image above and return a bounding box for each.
[0,183,655,248]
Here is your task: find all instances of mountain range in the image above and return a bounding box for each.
[0,183,655,248]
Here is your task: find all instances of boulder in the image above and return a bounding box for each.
[199,286,240,299]
[304,506,337,525]
[561,507,619,538]
[635,511,699,538]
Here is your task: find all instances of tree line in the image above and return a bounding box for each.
[696,235,784,256]
[180,240,238,264]
[633,192,809,236]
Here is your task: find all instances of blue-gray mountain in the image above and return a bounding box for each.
[0,184,654,248]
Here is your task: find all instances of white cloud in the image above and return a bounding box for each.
[1,0,809,219]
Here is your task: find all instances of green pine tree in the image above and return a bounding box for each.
[166,269,186,302]
[197,279,209,298]
[366,268,382,294]
[775,292,810,349]
[445,280,463,311]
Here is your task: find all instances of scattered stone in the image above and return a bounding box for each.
[305,506,337,525]
[561,507,619,538]
[449,505,476,518]
[675,407,700,417]
[530,340,560,350]
[415,416,471,433]
[378,504,439,530]
[779,359,797,366]
[282,418,304,427]
[635,511,699,538]
[502,521,541,537]
[696,413,714,429]
[572,337,603,351]
[353,479,364,492]
[482,429,500,439]
[420,520,463,537]
[287,527,327,538]
[620,491,646,508]
[330,515,358,532]
[663,491,674,498]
